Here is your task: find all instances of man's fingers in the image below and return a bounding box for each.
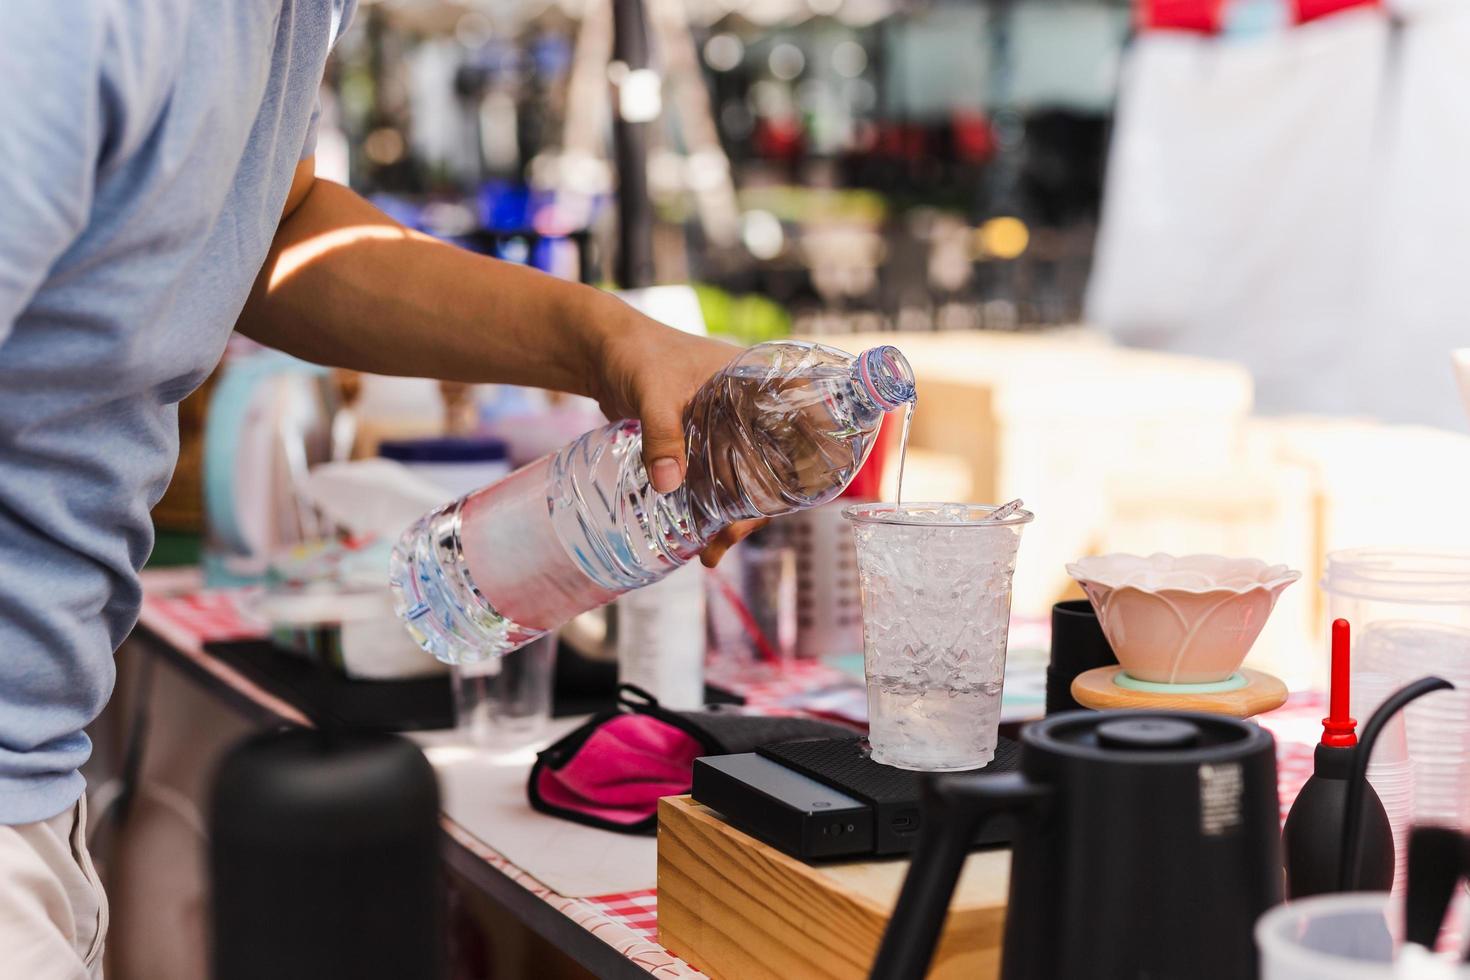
[699,519,769,567]
[639,403,688,493]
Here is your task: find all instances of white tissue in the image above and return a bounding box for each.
[302,459,452,540]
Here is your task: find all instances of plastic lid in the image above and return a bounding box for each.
[1028,709,1268,763]
[1322,549,1470,604]
[377,436,508,463]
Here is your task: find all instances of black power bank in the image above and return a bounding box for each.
[693,753,875,859]
[691,736,1019,861]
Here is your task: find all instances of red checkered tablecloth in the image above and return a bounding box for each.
[145,587,267,641]
[141,582,1326,974]
[583,890,660,940]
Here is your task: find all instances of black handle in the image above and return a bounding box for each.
[870,772,1051,980]
[1339,675,1454,892]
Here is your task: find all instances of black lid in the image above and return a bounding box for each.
[1096,717,1202,751]
[377,436,508,463]
[1025,709,1273,764]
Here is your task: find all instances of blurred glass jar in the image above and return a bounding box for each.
[452,634,558,749]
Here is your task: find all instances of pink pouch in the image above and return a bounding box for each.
[530,714,710,831]
[527,686,853,834]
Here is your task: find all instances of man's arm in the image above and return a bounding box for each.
[244,160,641,396]
[238,160,735,495]
[240,162,759,560]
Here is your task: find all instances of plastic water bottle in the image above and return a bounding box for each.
[390,340,916,664]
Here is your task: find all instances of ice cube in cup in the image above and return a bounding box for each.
[844,502,1034,771]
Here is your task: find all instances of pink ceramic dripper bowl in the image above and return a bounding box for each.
[1066,554,1301,685]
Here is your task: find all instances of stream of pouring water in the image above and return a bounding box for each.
[894,401,913,509]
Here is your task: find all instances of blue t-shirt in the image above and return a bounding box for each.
[0,0,354,823]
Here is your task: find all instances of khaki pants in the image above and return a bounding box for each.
[0,796,108,979]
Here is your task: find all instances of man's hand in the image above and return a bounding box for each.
[239,171,765,565]
[580,303,766,566]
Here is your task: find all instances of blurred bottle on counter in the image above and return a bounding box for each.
[617,563,707,709]
[706,523,797,668]
[391,340,916,665]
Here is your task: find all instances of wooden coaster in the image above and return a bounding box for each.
[1070,666,1288,719]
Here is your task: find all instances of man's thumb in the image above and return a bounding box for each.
[641,409,687,494]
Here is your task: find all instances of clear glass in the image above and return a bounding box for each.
[844,502,1033,771]
[451,633,557,749]
[392,341,915,665]
[1255,892,1470,979]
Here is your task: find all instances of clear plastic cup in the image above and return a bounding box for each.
[1353,671,1413,765]
[844,502,1033,771]
[1324,550,1470,636]
[1325,550,1470,827]
[1256,892,1470,979]
[451,633,557,750]
[1351,670,1419,892]
[1355,622,1470,829]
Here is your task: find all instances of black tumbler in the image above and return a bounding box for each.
[1046,600,1117,714]
[210,729,444,980]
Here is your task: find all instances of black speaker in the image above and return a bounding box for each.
[209,729,444,980]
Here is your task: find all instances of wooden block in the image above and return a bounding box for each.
[1070,666,1288,718]
[657,796,1008,980]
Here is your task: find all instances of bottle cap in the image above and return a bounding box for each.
[377,436,509,463]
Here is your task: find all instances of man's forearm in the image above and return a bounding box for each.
[237,176,620,395]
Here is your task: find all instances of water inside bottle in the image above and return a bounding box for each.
[460,362,893,633]
[392,341,914,665]
[684,363,882,519]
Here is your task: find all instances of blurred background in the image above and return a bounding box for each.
[153,0,1470,686]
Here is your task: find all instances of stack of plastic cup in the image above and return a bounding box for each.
[1356,622,1470,832]
[1351,670,1417,893]
[1256,892,1470,979]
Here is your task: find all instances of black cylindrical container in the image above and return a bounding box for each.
[210,729,444,980]
[1046,600,1117,714]
[875,711,1281,980]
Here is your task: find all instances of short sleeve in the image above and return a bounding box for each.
[300,0,360,162]
[302,97,322,161]
[0,8,107,344]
